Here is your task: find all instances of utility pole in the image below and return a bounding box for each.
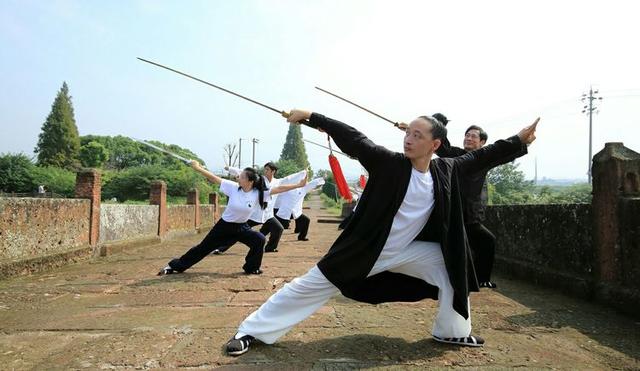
[251,138,259,168]
[238,138,243,168]
[581,87,603,183]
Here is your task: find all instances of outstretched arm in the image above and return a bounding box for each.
[225,166,242,178]
[271,175,308,195]
[278,169,308,185]
[436,135,467,158]
[191,161,223,185]
[286,109,394,173]
[454,118,539,173]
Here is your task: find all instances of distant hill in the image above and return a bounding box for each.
[536,177,588,186]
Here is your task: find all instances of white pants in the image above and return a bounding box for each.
[237,240,471,344]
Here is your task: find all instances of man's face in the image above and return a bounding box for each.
[463,129,485,151]
[403,118,441,160]
[263,166,275,179]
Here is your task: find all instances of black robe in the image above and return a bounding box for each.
[436,135,527,224]
[307,113,527,319]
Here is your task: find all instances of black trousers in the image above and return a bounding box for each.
[294,214,310,240]
[278,214,310,240]
[275,215,291,229]
[258,217,284,252]
[168,219,265,273]
[466,222,496,282]
[217,218,283,252]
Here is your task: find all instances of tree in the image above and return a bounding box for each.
[79,141,109,168]
[79,135,205,170]
[0,153,35,193]
[30,166,76,197]
[102,164,217,202]
[316,169,338,200]
[279,124,309,170]
[223,143,238,168]
[487,162,534,205]
[274,159,305,178]
[35,82,81,169]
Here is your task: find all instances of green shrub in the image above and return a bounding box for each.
[30,166,76,197]
[0,153,35,193]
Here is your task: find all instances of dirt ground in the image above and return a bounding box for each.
[0,195,638,370]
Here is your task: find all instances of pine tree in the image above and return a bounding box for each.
[35,82,81,169]
[279,124,309,170]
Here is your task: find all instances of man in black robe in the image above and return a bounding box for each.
[435,114,524,288]
[225,109,538,355]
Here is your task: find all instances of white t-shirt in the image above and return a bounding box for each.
[219,179,271,223]
[378,168,435,257]
[276,178,325,219]
[227,167,306,223]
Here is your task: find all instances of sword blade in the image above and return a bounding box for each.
[138,57,284,116]
[303,139,351,158]
[131,137,192,165]
[315,86,400,127]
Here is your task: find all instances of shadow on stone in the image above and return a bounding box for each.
[499,279,640,360]
[129,271,246,287]
[227,334,449,368]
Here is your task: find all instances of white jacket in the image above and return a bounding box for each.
[276,178,325,220]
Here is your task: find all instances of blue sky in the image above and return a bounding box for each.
[2,0,640,180]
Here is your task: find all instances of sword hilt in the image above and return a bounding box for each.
[281,111,310,127]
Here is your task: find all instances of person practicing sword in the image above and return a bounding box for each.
[158,161,307,276]
[275,177,325,241]
[225,109,539,355]
[430,113,517,289]
[215,162,307,254]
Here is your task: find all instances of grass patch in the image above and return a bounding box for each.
[320,193,343,216]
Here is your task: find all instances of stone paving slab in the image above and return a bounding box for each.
[0,194,638,369]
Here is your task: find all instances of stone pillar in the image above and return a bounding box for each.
[209,192,220,222]
[75,169,101,248]
[592,142,640,282]
[187,188,200,229]
[150,181,167,238]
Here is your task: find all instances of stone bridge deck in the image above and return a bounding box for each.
[0,195,638,370]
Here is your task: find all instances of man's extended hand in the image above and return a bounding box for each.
[190,160,203,171]
[286,109,312,124]
[518,117,540,145]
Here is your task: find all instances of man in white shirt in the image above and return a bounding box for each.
[225,109,539,355]
[275,178,325,241]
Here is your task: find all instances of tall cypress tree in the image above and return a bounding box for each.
[35,82,81,169]
[279,124,309,169]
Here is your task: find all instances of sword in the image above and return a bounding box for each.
[303,139,352,159]
[137,57,310,126]
[315,86,405,129]
[131,137,200,167]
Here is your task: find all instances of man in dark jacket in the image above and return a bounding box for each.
[226,109,538,355]
[435,115,523,289]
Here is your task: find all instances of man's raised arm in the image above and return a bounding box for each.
[286,109,393,173]
[454,118,539,174]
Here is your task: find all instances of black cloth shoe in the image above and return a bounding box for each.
[479,281,497,288]
[226,334,255,356]
[211,249,223,255]
[243,269,263,275]
[297,237,309,241]
[433,335,485,347]
[264,249,278,253]
[157,266,175,276]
